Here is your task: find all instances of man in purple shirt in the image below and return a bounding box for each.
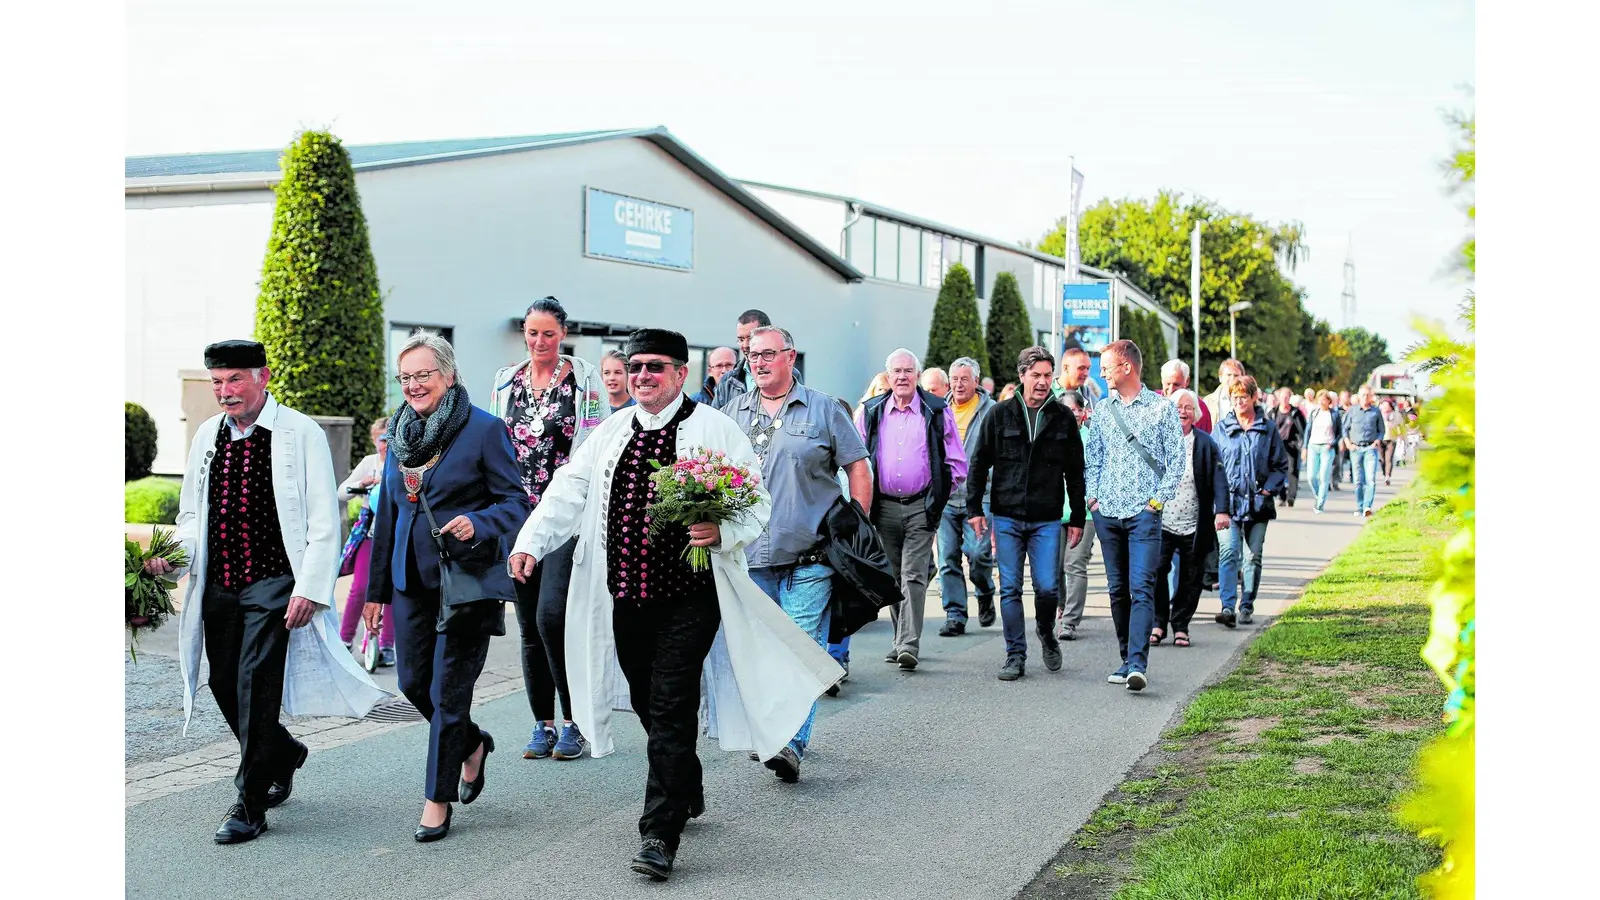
[856,348,968,670]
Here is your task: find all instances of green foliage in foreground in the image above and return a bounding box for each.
[126,476,182,525]
[1050,495,1450,900]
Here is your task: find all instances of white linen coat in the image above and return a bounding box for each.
[511,396,843,761]
[171,395,389,734]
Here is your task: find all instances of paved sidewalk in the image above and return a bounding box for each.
[125,465,1411,898]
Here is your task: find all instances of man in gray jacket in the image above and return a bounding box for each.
[937,357,997,635]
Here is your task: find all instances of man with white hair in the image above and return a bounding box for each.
[1161,359,1212,434]
[856,348,968,670]
[937,357,996,635]
[920,367,950,399]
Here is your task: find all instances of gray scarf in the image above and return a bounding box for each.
[388,383,472,467]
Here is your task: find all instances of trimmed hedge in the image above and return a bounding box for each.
[984,271,1033,383]
[1118,305,1168,390]
[126,402,158,482]
[254,130,387,468]
[926,263,986,376]
[126,477,181,525]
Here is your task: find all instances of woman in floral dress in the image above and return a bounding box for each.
[489,296,607,761]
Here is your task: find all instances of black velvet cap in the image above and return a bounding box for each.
[623,328,689,363]
[204,339,268,369]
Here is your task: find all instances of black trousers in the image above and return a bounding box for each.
[1153,529,1203,634]
[392,583,492,802]
[202,572,300,809]
[612,590,721,854]
[1282,450,1301,505]
[512,537,577,723]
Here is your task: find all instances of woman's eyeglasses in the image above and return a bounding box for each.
[626,361,675,375]
[395,369,439,386]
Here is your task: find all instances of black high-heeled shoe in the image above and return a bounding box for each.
[414,804,452,843]
[459,731,495,805]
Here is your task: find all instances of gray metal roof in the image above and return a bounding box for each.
[125,128,864,282]
[124,130,637,178]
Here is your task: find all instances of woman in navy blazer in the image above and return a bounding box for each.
[365,331,529,843]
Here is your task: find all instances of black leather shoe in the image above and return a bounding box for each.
[689,796,705,819]
[214,802,267,844]
[414,804,452,843]
[459,731,495,805]
[630,837,674,881]
[938,619,965,637]
[265,739,309,809]
[977,596,996,628]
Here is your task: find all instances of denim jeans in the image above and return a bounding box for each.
[1093,508,1163,675]
[1218,521,1269,613]
[748,563,833,758]
[939,501,993,623]
[1308,444,1334,511]
[992,517,1061,661]
[1351,444,1381,513]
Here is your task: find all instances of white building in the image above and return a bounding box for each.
[127,127,1179,474]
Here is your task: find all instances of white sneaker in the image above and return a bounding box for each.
[1353,509,1363,517]
[1107,670,1129,684]
[1126,671,1148,692]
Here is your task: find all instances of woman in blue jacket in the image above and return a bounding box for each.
[364,330,530,843]
[1211,375,1291,628]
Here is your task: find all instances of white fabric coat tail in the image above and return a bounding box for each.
[512,400,843,761]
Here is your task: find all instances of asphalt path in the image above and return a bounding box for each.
[126,466,1409,899]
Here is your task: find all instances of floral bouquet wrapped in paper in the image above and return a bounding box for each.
[647,448,763,572]
[125,527,189,662]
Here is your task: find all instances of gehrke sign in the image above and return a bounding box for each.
[584,187,695,271]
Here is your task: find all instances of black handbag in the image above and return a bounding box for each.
[417,488,507,637]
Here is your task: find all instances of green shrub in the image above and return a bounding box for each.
[926,263,986,377]
[126,477,181,524]
[984,271,1032,385]
[255,130,387,468]
[126,402,158,481]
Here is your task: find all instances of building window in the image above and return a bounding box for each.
[848,217,874,272]
[969,244,983,296]
[898,225,920,285]
[875,218,899,281]
[923,231,942,287]
[387,323,455,409]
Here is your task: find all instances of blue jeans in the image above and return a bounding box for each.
[1308,444,1334,510]
[827,636,849,666]
[939,501,994,622]
[1218,521,1269,612]
[992,517,1061,660]
[748,563,832,758]
[1351,444,1380,513]
[1093,509,1163,675]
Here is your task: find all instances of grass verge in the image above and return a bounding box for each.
[1018,492,1451,900]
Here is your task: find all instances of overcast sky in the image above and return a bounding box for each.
[127,0,1475,353]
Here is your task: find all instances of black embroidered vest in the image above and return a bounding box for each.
[206,423,292,591]
[605,399,713,607]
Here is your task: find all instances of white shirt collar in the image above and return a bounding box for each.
[633,392,686,432]
[227,394,280,440]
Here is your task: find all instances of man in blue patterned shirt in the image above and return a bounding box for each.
[1083,339,1185,692]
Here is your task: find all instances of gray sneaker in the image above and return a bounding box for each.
[1040,634,1063,672]
[765,746,801,783]
[1239,609,1255,625]
[1061,623,1078,641]
[998,655,1025,681]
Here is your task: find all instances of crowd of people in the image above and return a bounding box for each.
[152,308,1417,883]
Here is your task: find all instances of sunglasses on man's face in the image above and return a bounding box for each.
[626,360,675,375]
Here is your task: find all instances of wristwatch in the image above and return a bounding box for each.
[1147,499,1164,512]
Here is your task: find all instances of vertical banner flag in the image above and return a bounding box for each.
[1054,163,1087,357]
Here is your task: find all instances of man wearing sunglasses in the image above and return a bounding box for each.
[510,328,841,882]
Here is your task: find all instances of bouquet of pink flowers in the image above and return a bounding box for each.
[647,448,763,572]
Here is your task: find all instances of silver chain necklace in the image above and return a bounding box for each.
[525,360,564,438]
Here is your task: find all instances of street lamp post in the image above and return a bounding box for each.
[1228,301,1253,360]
